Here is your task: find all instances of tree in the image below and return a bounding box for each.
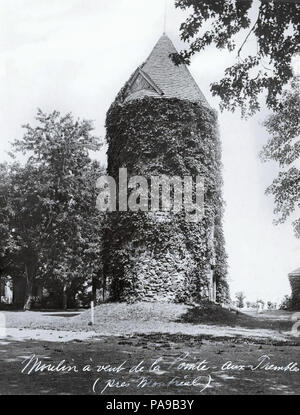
[260,78,300,238]
[279,294,292,310]
[1,110,103,310]
[0,162,49,309]
[172,0,300,117]
[41,158,105,309]
[0,163,17,302]
[235,291,246,308]
[267,301,277,310]
[256,298,265,309]
[0,164,11,276]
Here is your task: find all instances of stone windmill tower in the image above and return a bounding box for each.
[102,34,229,304]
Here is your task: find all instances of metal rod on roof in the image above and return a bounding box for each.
[163,0,167,35]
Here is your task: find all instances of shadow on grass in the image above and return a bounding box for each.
[43,313,81,318]
[176,302,292,332]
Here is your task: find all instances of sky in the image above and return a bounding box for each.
[0,0,299,304]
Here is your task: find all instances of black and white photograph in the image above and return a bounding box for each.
[0,0,299,400]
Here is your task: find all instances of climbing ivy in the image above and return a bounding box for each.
[103,96,229,304]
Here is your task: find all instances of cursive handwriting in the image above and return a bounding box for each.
[20,352,299,395]
[22,355,79,375]
[93,374,212,395]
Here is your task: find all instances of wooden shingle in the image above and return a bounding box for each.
[125,34,209,106]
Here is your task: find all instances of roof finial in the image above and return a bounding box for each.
[163,0,167,35]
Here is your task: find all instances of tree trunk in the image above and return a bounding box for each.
[0,277,2,305]
[62,285,68,310]
[23,279,33,311]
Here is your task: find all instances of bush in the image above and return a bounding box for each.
[279,295,293,310]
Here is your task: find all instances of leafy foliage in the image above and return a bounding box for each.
[172,0,300,117]
[261,79,300,238]
[0,110,104,309]
[235,291,246,308]
[279,294,293,310]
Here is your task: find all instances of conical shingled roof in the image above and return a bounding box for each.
[124,34,209,106]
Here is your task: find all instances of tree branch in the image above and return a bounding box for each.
[237,13,261,58]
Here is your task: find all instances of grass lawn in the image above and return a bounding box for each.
[2,302,298,342]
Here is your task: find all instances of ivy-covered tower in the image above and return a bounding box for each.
[103,34,229,304]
